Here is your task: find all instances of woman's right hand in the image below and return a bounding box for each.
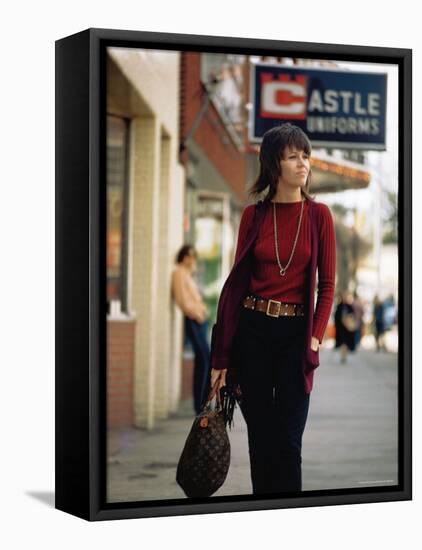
[210,368,227,391]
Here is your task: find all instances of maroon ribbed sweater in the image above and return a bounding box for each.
[240,199,336,344]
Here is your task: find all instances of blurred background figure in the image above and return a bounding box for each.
[334,290,357,364]
[352,290,365,350]
[373,294,387,352]
[171,245,210,415]
[383,293,397,331]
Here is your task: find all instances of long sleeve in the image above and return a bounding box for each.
[234,204,255,265]
[312,204,336,343]
[211,204,255,371]
[171,266,204,320]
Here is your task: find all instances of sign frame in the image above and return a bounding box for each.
[248,60,388,150]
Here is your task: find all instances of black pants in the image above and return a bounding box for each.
[184,317,211,415]
[233,305,310,495]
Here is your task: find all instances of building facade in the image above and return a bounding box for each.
[106,48,185,430]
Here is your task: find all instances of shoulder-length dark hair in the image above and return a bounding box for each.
[248,123,316,203]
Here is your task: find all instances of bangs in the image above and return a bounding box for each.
[284,128,312,156]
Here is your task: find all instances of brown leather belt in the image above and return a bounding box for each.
[242,294,305,317]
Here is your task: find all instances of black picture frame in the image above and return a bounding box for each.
[55,27,412,521]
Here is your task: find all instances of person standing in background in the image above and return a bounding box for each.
[172,245,210,415]
[373,294,387,352]
[334,290,357,364]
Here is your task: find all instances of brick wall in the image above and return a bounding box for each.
[107,319,136,428]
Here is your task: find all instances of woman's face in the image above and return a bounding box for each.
[184,249,197,270]
[279,146,310,190]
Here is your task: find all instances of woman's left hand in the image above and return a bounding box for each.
[310,336,320,352]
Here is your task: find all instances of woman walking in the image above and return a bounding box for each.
[172,245,210,415]
[334,290,358,363]
[209,123,336,495]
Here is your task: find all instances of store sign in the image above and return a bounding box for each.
[250,63,387,150]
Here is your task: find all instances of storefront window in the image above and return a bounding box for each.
[106,115,130,314]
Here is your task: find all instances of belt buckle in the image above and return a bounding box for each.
[266,299,281,317]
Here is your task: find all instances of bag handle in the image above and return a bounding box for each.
[203,378,222,410]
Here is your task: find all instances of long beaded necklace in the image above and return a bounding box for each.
[273,197,305,277]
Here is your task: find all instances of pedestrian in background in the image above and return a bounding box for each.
[383,293,397,331]
[373,294,387,352]
[210,123,336,495]
[334,290,357,363]
[172,245,210,415]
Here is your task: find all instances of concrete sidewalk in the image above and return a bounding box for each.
[107,344,398,503]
